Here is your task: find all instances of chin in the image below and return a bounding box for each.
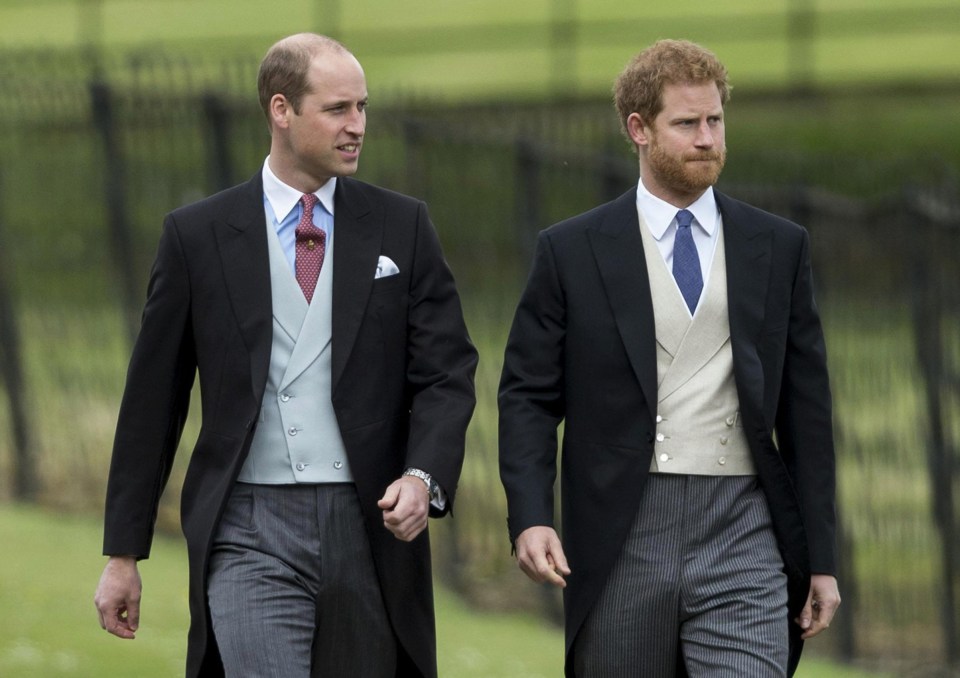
[685,169,722,191]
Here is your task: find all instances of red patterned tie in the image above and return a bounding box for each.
[295,193,326,303]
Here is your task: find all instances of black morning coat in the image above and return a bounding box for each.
[103,173,478,677]
[499,188,837,676]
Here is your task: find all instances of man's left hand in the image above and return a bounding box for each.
[377,476,430,542]
[796,574,841,639]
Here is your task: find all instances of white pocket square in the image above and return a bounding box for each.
[375,255,400,279]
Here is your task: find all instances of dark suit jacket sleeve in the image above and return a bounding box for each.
[103,215,197,558]
[498,231,566,542]
[402,202,478,511]
[775,228,837,576]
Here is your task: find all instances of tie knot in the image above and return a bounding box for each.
[676,209,694,229]
[297,193,321,237]
[301,193,319,213]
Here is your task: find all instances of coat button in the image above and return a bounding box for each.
[296,463,306,471]
[280,393,291,402]
[656,433,665,442]
[333,461,343,470]
[718,457,727,465]
[288,427,299,436]
[659,453,669,463]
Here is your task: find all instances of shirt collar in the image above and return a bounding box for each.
[635,177,719,241]
[261,157,337,222]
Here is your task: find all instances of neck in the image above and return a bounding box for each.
[638,174,706,209]
[267,152,330,195]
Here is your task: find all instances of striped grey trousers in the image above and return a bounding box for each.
[573,474,789,677]
[207,482,397,677]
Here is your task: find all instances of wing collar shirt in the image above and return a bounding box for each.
[635,177,721,286]
[262,157,336,274]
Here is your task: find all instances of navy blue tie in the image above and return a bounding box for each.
[672,209,703,314]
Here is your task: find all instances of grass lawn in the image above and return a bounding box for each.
[0,502,889,677]
[0,4,953,677]
[1,0,957,100]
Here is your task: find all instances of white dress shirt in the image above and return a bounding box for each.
[635,178,721,291]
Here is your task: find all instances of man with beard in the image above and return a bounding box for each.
[498,39,840,676]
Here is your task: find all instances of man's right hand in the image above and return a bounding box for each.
[94,556,142,639]
[514,526,571,588]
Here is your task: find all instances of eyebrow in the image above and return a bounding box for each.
[670,111,723,122]
[323,95,368,107]
[320,97,360,108]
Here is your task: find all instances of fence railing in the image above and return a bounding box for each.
[0,53,958,673]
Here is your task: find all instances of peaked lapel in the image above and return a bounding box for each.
[330,177,380,391]
[264,211,308,345]
[280,278,334,391]
[586,189,658,422]
[213,173,273,400]
[634,208,691,359]
[263,215,334,392]
[717,190,772,408]
[647,224,732,401]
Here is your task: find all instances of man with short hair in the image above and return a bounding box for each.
[95,33,477,677]
[499,39,839,676]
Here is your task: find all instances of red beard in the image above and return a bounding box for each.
[647,139,726,197]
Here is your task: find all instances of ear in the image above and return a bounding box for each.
[626,112,651,148]
[269,94,292,130]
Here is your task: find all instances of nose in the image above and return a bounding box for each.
[346,107,365,136]
[694,121,714,148]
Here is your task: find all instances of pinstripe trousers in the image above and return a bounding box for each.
[206,482,397,677]
[573,475,789,678]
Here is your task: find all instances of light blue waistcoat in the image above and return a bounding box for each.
[237,217,354,484]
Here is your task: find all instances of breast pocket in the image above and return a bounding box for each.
[370,273,405,295]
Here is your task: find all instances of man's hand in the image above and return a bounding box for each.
[796,574,841,639]
[515,526,571,589]
[378,475,430,542]
[94,556,142,639]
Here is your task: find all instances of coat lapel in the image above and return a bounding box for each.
[280,238,334,391]
[264,212,308,345]
[636,210,688,360]
[331,177,380,391]
[717,190,771,409]
[260,211,336,393]
[657,226,731,401]
[214,173,273,400]
[586,189,658,422]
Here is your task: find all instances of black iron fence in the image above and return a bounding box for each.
[0,50,958,674]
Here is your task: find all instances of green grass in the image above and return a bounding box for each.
[0,1,956,673]
[0,0,957,100]
[0,503,889,677]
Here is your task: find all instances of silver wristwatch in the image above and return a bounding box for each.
[403,468,439,502]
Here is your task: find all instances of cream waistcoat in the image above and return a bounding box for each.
[638,213,756,475]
